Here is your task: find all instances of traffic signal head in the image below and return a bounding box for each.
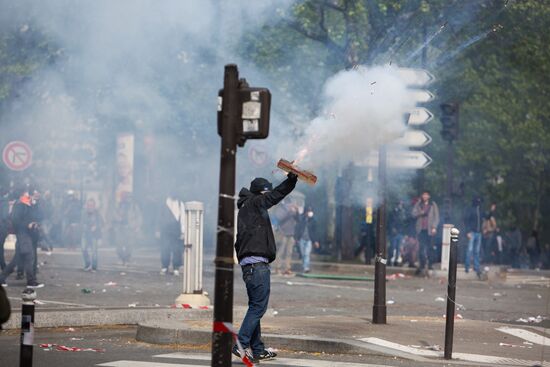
[237,87,271,147]
[217,85,271,147]
[440,102,459,141]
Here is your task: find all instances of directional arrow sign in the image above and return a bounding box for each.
[393,130,432,148]
[409,90,435,103]
[396,67,436,87]
[359,150,432,169]
[407,107,434,126]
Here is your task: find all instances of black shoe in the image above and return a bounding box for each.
[255,349,277,361]
[27,282,44,289]
[232,345,257,363]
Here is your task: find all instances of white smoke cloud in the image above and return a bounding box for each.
[286,65,415,169]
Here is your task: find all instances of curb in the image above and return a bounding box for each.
[2,306,249,330]
[135,321,430,362]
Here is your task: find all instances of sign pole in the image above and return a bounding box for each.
[211,64,239,367]
[372,145,387,324]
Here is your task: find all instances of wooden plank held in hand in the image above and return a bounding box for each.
[277,159,317,186]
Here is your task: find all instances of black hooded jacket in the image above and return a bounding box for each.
[235,175,297,263]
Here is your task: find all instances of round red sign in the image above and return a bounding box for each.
[2,141,33,171]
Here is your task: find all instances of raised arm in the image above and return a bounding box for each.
[254,173,298,210]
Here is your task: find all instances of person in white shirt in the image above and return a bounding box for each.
[157,192,185,275]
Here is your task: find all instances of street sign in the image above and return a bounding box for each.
[409,90,435,103]
[407,107,434,126]
[360,150,432,169]
[2,141,33,171]
[396,67,435,87]
[393,130,432,148]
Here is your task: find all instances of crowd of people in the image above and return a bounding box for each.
[0,183,187,288]
[357,190,549,275]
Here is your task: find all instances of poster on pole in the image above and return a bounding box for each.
[115,133,134,203]
[2,141,33,171]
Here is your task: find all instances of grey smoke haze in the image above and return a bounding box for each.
[0,0,295,245]
[0,0,506,246]
[283,65,415,168]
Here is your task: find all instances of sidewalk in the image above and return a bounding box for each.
[136,313,550,366]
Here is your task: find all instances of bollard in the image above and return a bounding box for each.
[175,201,210,306]
[20,288,36,367]
[444,227,460,360]
[440,224,454,271]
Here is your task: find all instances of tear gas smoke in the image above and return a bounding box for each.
[283,65,416,169]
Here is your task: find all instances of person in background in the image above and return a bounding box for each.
[412,190,440,275]
[233,173,298,363]
[81,198,103,272]
[157,192,185,276]
[355,197,376,264]
[113,193,142,266]
[0,188,11,271]
[526,230,541,269]
[482,202,498,263]
[0,186,44,288]
[388,200,408,267]
[505,226,522,268]
[62,190,81,249]
[464,196,483,278]
[274,201,298,275]
[294,206,319,273]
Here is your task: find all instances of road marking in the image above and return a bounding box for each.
[497,326,550,345]
[359,337,550,366]
[358,338,440,357]
[97,362,199,367]
[8,297,95,308]
[154,352,388,366]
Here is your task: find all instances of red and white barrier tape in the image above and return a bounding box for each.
[170,304,212,310]
[213,321,255,367]
[40,343,105,353]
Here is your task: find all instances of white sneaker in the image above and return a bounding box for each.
[173,270,180,276]
[160,268,168,275]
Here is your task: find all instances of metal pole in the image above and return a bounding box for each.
[444,140,454,222]
[20,289,36,367]
[211,64,239,367]
[444,228,460,359]
[373,145,387,324]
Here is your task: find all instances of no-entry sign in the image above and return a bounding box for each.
[2,141,33,171]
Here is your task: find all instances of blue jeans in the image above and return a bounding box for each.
[238,262,270,355]
[465,232,482,273]
[389,234,404,266]
[299,239,312,271]
[81,234,98,270]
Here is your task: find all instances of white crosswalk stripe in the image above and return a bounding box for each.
[97,352,390,367]
[497,326,550,345]
[97,362,200,367]
[359,337,550,367]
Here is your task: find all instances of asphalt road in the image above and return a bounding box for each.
[0,326,470,367]
[0,246,548,366]
[2,246,547,325]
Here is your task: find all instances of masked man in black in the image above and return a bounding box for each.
[232,172,298,363]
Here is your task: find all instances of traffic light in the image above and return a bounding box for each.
[217,82,271,147]
[440,103,459,141]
